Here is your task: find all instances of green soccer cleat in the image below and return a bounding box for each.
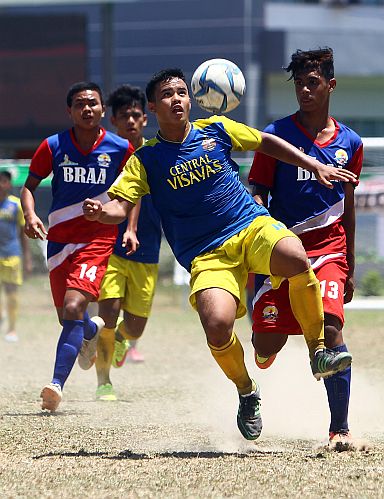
[237,382,262,441]
[112,339,130,368]
[311,349,352,380]
[96,383,117,401]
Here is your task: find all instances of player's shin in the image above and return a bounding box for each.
[96,327,115,371]
[208,331,253,394]
[52,319,84,387]
[288,268,325,358]
[6,290,18,332]
[324,344,351,433]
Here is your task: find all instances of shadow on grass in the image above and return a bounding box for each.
[33,448,282,460]
[4,410,90,417]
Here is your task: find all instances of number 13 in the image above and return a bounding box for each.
[319,280,339,299]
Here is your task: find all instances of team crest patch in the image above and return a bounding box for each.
[262,305,278,321]
[334,149,348,166]
[97,153,111,167]
[202,138,216,151]
[59,154,78,167]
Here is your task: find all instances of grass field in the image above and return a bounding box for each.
[0,274,383,498]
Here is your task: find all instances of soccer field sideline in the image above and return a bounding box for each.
[345,298,384,309]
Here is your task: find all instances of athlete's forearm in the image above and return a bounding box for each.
[83,197,134,224]
[342,184,356,276]
[259,133,316,170]
[127,198,141,232]
[20,185,36,219]
[259,132,356,187]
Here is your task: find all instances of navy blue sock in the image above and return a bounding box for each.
[83,311,97,340]
[52,319,84,388]
[324,344,351,433]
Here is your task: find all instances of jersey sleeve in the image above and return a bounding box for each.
[108,153,150,204]
[199,115,262,151]
[348,142,363,182]
[29,139,53,179]
[119,141,135,174]
[248,151,277,188]
[220,116,262,151]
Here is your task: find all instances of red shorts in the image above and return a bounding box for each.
[49,241,114,308]
[252,254,348,335]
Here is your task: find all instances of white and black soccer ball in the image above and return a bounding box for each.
[191,58,246,114]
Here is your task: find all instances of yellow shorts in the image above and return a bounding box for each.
[0,256,23,286]
[99,253,158,318]
[189,216,298,319]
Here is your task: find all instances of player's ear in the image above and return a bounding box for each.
[143,113,148,127]
[101,105,106,118]
[147,101,156,114]
[329,78,336,93]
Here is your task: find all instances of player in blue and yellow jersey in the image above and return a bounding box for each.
[83,68,357,441]
[21,82,134,412]
[95,85,162,401]
[0,170,32,342]
[249,48,362,447]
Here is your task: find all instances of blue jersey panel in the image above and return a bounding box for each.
[47,129,129,215]
[0,197,21,257]
[264,116,362,228]
[136,119,268,270]
[113,194,162,264]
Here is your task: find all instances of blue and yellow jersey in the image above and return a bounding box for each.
[0,195,24,258]
[109,115,269,270]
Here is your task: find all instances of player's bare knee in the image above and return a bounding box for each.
[200,314,233,346]
[270,237,309,278]
[252,332,287,356]
[63,298,87,320]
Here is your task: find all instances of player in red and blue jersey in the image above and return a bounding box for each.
[95,85,162,401]
[248,48,363,447]
[82,68,357,441]
[21,82,133,412]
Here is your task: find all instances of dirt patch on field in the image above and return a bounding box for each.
[0,276,383,498]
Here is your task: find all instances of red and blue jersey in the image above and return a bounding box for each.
[249,113,363,256]
[109,116,269,270]
[29,127,133,246]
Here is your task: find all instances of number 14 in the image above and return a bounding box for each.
[79,264,98,283]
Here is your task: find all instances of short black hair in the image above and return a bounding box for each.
[107,85,146,116]
[285,48,334,81]
[146,68,186,103]
[66,81,104,107]
[0,170,12,181]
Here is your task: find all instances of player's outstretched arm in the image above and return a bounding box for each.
[21,176,48,240]
[83,197,133,224]
[259,132,357,188]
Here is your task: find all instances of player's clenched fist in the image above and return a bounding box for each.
[83,198,103,220]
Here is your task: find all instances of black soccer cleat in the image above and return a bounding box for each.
[237,382,262,441]
[311,349,352,381]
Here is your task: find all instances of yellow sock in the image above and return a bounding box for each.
[6,291,18,332]
[288,268,325,357]
[209,332,253,394]
[95,327,115,371]
[117,320,137,342]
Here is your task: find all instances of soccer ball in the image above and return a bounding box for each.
[191,58,246,114]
